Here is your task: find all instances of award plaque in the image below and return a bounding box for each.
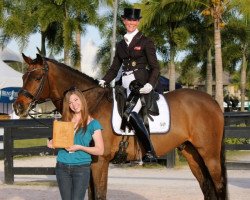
[52,121,75,148]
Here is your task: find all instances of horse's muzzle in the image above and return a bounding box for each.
[13,101,28,117]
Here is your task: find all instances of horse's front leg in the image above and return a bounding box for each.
[88,156,110,200]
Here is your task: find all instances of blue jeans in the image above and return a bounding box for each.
[55,162,90,200]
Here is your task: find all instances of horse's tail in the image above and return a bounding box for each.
[220,127,228,200]
[179,141,218,199]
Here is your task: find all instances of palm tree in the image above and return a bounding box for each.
[0,0,39,51]
[96,1,131,75]
[233,0,250,111]
[185,0,250,111]
[212,1,227,111]
[139,0,226,110]
[138,0,191,91]
[182,11,214,95]
[0,0,103,70]
[194,0,229,111]
[48,0,102,67]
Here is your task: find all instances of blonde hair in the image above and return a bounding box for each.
[62,88,89,129]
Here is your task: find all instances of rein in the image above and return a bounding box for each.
[27,86,106,127]
[49,86,101,104]
[19,57,109,127]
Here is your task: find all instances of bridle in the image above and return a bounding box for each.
[18,57,108,116]
[18,58,49,111]
[17,56,110,127]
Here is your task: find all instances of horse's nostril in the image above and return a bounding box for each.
[14,102,24,115]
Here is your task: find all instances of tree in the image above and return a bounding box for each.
[182,11,214,95]
[195,0,229,111]
[0,0,39,52]
[138,0,191,91]
[47,0,102,67]
[96,1,131,76]
[0,0,103,70]
[235,0,250,111]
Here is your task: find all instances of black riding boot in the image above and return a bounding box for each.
[129,112,157,163]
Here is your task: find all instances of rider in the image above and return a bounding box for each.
[99,8,160,163]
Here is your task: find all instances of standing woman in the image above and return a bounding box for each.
[47,87,104,200]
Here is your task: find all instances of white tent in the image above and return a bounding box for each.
[0,59,22,117]
[0,47,22,63]
[0,59,22,88]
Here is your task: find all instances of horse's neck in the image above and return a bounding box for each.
[84,88,109,114]
[49,63,103,112]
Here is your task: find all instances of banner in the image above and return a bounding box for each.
[0,87,21,103]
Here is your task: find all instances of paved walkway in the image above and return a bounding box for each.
[0,156,250,200]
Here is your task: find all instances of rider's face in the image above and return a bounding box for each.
[123,18,140,33]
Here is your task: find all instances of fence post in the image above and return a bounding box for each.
[0,127,4,159]
[4,127,14,184]
[166,150,175,168]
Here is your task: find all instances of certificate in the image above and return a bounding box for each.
[52,121,74,148]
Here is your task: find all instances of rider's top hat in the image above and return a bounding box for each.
[121,8,142,20]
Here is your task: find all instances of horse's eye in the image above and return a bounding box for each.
[34,76,42,81]
[22,74,28,80]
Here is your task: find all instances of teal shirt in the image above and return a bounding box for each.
[57,119,103,165]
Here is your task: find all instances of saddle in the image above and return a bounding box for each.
[115,80,159,131]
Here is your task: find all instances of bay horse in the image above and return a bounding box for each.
[13,54,227,200]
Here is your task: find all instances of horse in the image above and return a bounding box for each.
[13,54,228,200]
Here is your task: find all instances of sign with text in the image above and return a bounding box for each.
[0,87,21,103]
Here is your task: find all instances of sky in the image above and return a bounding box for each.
[6,0,139,59]
[7,22,103,59]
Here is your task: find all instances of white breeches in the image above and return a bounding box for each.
[122,71,142,113]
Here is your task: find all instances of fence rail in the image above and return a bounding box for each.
[0,119,54,184]
[0,112,250,184]
[224,112,250,169]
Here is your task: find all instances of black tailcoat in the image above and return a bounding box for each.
[103,32,160,87]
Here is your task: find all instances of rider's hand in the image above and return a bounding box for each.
[98,80,106,88]
[139,83,153,94]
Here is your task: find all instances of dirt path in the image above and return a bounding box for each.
[0,156,249,200]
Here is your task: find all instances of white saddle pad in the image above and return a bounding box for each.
[112,90,170,135]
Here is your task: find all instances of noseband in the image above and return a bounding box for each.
[18,58,49,110]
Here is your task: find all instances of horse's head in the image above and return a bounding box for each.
[13,53,49,117]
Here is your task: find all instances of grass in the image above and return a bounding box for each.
[14,138,47,148]
[14,181,57,187]
[226,150,250,161]
[10,138,49,159]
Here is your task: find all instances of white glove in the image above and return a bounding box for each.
[98,80,106,88]
[139,83,153,94]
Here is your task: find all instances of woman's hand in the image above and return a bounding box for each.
[47,139,54,149]
[66,145,82,152]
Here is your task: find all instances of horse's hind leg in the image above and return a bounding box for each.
[179,142,217,200]
[201,143,228,200]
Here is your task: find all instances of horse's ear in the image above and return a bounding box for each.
[22,53,33,65]
[36,54,43,64]
[36,47,42,55]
